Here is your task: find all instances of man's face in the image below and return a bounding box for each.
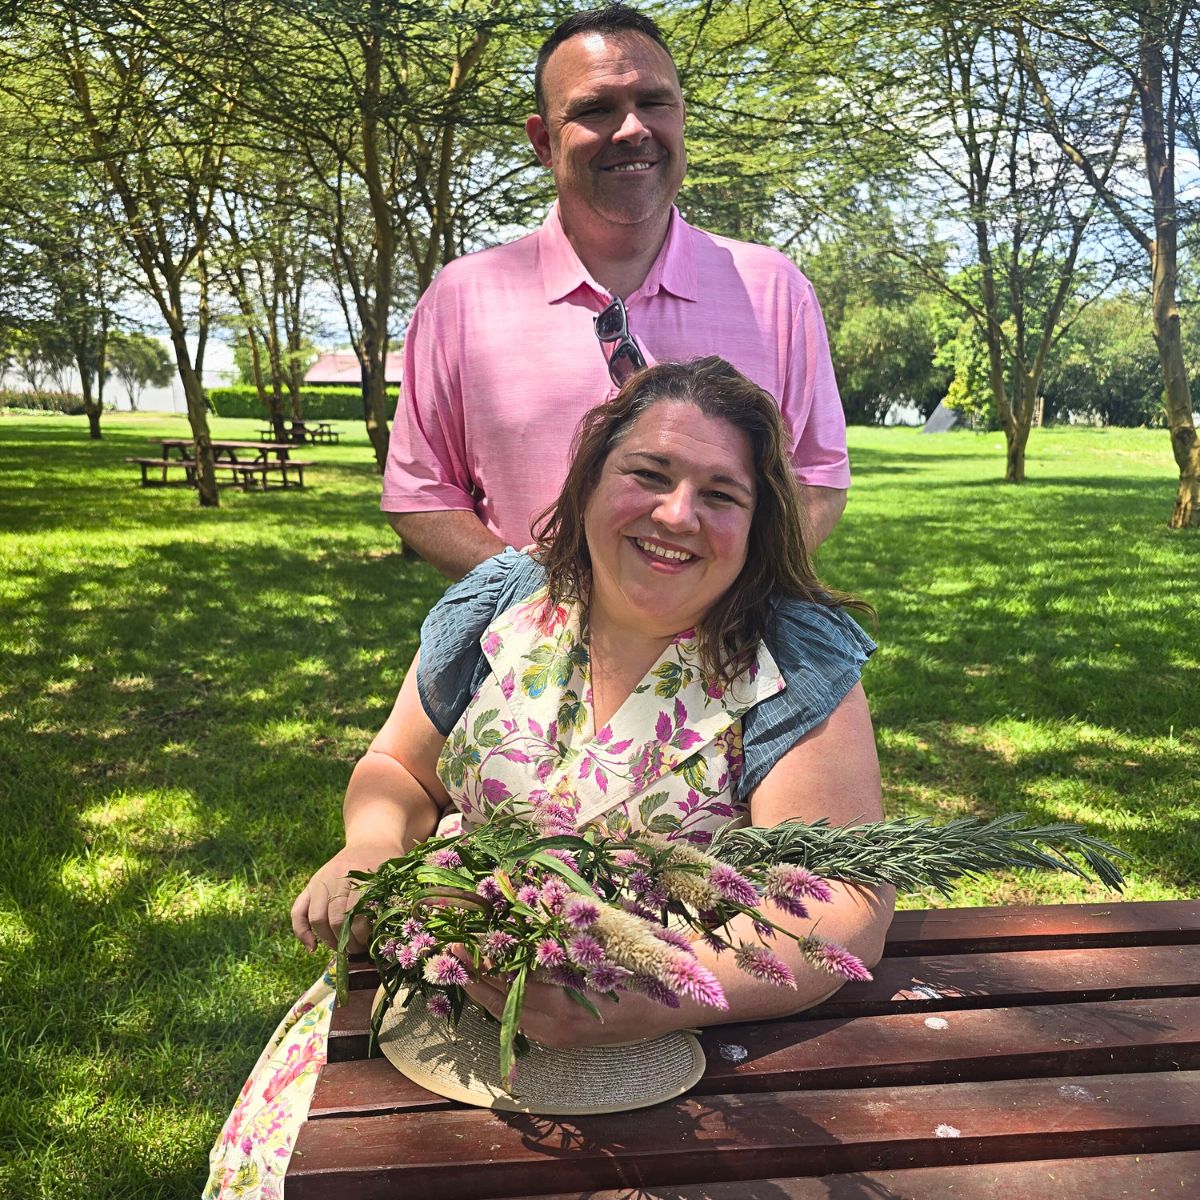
[527,31,686,240]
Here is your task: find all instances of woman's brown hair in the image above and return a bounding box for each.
[533,357,869,680]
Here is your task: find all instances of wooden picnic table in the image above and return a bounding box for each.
[127,439,315,490]
[286,898,1200,1198]
[257,419,341,445]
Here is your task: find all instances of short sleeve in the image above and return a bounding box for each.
[738,598,876,800]
[416,550,545,735]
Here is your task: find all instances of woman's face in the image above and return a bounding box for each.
[583,399,756,641]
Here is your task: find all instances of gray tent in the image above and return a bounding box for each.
[921,401,960,433]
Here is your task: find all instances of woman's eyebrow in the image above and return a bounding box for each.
[622,451,754,498]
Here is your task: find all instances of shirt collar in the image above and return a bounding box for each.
[538,203,700,305]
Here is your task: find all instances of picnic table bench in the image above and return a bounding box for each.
[286,898,1200,1198]
[257,419,340,445]
[128,440,315,491]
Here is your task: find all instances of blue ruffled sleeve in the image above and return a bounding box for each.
[737,598,877,800]
[416,549,545,735]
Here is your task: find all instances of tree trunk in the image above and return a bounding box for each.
[360,352,390,470]
[168,328,219,507]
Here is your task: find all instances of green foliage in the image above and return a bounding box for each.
[205,385,377,420]
[231,335,319,388]
[802,215,952,424]
[106,331,174,411]
[0,387,86,414]
[934,315,998,429]
[1043,296,1164,427]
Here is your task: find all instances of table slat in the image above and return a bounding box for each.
[885,899,1200,955]
[286,1070,1200,1200]
[328,943,1200,1061]
[494,1148,1200,1200]
[311,996,1200,1119]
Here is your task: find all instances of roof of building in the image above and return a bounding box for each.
[304,351,404,386]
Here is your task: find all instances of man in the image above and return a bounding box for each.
[382,5,849,580]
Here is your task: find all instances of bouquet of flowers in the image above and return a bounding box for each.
[337,800,1125,1087]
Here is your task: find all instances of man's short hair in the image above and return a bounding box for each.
[534,4,676,117]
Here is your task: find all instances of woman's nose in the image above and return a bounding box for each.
[654,484,700,532]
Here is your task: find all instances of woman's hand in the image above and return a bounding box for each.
[290,838,406,954]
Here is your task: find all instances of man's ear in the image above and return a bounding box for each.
[526,114,552,167]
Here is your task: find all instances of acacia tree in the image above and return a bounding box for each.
[773,8,1114,480]
[188,0,552,470]
[1,2,240,503]
[1014,0,1200,527]
[213,146,319,437]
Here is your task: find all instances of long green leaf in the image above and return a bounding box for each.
[499,966,528,1087]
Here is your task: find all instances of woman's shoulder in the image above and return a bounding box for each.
[768,595,877,675]
[738,598,876,798]
[417,550,546,735]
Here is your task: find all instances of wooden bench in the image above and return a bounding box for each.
[126,456,198,487]
[286,899,1200,1198]
[257,422,340,445]
[223,459,314,490]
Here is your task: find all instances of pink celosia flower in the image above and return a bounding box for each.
[425,847,462,868]
[585,963,631,992]
[699,927,728,954]
[396,945,418,969]
[753,919,776,940]
[378,938,399,962]
[562,896,600,929]
[630,974,681,1008]
[801,936,873,981]
[516,884,541,907]
[613,849,644,869]
[400,918,425,939]
[546,964,587,990]
[652,925,696,955]
[545,848,580,872]
[766,864,835,904]
[426,992,453,1018]
[423,952,470,987]
[708,863,760,907]
[768,893,811,920]
[534,939,567,968]
[734,943,797,988]
[566,934,606,968]
[663,955,727,1009]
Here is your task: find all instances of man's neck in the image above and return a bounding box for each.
[560,206,673,299]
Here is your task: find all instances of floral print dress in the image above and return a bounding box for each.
[203,588,784,1199]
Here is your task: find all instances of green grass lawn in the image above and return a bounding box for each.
[1,411,1196,1198]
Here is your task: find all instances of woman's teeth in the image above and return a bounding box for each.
[635,538,693,562]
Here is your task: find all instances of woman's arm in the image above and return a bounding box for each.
[463,682,895,1046]
[290,653,451,953]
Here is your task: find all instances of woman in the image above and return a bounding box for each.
[205,357,893,1196]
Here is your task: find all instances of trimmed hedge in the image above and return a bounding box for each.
[205,385,398,421]
[0,389,87,415]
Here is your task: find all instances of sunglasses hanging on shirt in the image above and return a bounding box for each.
[594,295,647,387]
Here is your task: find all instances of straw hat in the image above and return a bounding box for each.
[374,987,706,1115]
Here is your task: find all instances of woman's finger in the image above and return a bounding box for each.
[290,886,317,951]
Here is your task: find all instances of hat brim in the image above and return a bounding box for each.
[374,986,707,1116]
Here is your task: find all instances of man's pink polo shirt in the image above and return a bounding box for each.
[381,206,848,548]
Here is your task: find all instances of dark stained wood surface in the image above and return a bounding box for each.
[289,899,1200,1199]
[498,1150,1200,1200]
